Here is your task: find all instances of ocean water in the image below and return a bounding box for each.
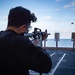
[43,39,73,48]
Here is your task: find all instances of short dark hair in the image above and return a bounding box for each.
[8,6,37,27]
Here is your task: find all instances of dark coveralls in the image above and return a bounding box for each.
[0,30,52,75]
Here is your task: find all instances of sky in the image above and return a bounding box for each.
[0,0,75,39]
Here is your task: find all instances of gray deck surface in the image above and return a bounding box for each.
[29,49,75,75]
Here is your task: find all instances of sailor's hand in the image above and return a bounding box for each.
[32,39,40,46]
[42,32,48,40]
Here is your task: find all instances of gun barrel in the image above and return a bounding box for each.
[24,33,34,37]
[48,33,50,35]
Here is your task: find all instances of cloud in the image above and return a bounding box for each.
[55,8,60,11]
[64,1,75,8]
[71,7,75,10]
[44,16,52,20]
[56,0,62,2]
[61,29,68,33]
[2,16,8,20]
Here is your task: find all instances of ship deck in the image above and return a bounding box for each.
[29,49,75,75]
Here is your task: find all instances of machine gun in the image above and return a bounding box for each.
[24,28,50,75]
[24,28,50,46]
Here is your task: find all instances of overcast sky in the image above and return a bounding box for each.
[0,0,75,39]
